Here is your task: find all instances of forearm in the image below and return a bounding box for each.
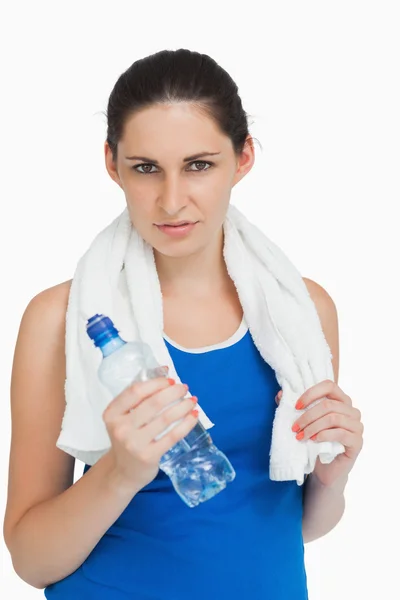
[6,451,140,589]
[302,472,348,543]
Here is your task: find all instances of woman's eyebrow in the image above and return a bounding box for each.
[124,151,221,164]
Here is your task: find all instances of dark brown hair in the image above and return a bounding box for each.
[105,48,257,162]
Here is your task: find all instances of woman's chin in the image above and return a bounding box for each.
[152,242,200,259]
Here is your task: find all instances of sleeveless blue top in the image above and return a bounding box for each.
[45,318,308,599]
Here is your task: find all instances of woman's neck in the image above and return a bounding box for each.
[154,227,231,298]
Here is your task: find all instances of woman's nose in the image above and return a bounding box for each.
[158,176,188,216]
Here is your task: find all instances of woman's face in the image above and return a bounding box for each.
[105,102,254,259]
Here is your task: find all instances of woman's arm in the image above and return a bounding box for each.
[301,278,347,543]
[3,283,141,589]
[302,471,347,543]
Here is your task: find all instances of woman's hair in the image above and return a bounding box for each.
[105,48,257,162]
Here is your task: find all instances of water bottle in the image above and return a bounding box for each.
[86,314,236,507]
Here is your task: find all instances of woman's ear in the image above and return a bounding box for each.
[232,135,255,187]
[104,142,123,190]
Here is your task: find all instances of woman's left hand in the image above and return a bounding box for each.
[275,379,364,487]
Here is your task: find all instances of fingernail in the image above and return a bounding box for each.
[192,409,199,417]
[296,431,305,440]
[292,423,300,433]
[191,396,198,403]
[295,400,304,410]
[167,378,175,385]
[310,434,318,441]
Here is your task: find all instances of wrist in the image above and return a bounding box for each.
[101,451,142,500]
[308,471,349,496]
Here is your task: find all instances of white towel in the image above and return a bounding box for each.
[57,204,345,484]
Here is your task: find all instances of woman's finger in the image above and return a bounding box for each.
[103,377,176,422]
[310,427,362,451]
[293,399,357,432]
[298,412,363,441]
[151,409,200,457]
[128,383,190,429]
[296,380,352,410]
[141,397,198,443]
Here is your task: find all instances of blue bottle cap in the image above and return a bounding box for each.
[86,314,119,347]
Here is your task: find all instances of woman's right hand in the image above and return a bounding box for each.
[102,376,199,492]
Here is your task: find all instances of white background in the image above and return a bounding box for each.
[1,1,399,598]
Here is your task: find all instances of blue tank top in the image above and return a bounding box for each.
[45,318,308,599]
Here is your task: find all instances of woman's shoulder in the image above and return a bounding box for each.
[27,278,72,310]
[19,279,73,338]
[32,278,72,302]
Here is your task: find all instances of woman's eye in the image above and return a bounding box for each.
[187,161,212,172]
[133,161,212,175]
[134,163,157,174]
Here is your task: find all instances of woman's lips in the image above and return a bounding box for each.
[155,222,198,237]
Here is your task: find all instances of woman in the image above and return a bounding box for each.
[3,49,363,599]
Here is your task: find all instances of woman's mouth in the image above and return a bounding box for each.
[155,222,198,238]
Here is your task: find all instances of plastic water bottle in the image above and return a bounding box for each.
[86,314,236,507]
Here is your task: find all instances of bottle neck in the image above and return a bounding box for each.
[99,335,126,357]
